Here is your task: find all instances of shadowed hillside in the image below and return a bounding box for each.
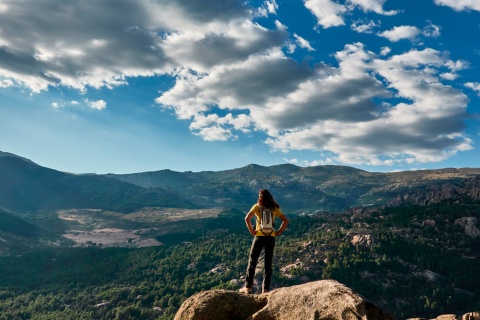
[0,152,193,213]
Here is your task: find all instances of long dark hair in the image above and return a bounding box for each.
[258,189,279,209]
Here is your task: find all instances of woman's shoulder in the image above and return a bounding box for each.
[250,203,261,211]
[273,206,284,215]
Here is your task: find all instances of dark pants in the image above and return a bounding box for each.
[245,236,275,291]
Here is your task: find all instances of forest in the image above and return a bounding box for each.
[0,200,480,319]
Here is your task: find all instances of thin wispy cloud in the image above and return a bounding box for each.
[348,0,399,15]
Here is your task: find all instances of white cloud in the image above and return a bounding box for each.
[465,82,480,95]
[348,0,398,15]
[440,72,459,80]
[304,0,347,28]
[161,19,287,73]
[351,19,380,33]
[293,34,315,51]
[285,41,297,54]
[158,40,472,166]
[423,21,441,38]
[195,126,236,141]
[0,0,285,92]
[51,102,61,108]
[378,25,421,42]
[434,0,480,12]
[304,0,398,30]
[86,99,107,110]
[380,47,391,56]
[445,60,469,72]
[0,79,13,88]
[256,0,278,17]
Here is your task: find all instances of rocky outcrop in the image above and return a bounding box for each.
[389,177,480,207]
[174,280,393,320]
[455,217,480,238]
[351,234,377,248]
[173,289,267,320]
[409,313,480,320]
[463,312,480,320]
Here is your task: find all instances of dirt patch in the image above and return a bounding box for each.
[63,228,162,248]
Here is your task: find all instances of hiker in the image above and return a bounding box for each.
[239,189,289,294]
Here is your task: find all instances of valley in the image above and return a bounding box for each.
[57,208,225,248]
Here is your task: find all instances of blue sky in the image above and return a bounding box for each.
[0,0,479,174]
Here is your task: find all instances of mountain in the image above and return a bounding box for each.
[0,151,193,213]
[2,150,480,215]
[107,164,480,213]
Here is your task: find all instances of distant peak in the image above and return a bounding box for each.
[0,151,34,163]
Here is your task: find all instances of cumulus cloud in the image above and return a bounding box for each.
[380,47,391,56]
[434,0,480,12]
[378,25,421,42]
[440,72,459,80]
[158,41,472,166]
[304,0,347,28]
[0,0,285,92]
[86,99,107,110]
[305,0,397,29]
[465,82,480,95]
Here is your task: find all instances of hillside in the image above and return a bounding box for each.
[107,164,480,212]
[0,151,193,213]
[1,151,480,319]
[0,200,479,319]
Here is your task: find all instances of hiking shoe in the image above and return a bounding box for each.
[239,287,253,294]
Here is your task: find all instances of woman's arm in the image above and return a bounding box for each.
[245,210,256,236]
[276,214,289,236]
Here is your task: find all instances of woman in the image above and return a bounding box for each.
[239,189,289,294]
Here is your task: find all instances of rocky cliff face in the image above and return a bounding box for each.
[388,177,480,207]
[174,280,393,320]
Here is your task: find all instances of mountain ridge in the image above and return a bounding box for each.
[106,163,480,213]
[2,150,480,214]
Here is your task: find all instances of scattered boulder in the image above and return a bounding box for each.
[174,280,393,320]
[423,219,436,228]
[413,270,441,282]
